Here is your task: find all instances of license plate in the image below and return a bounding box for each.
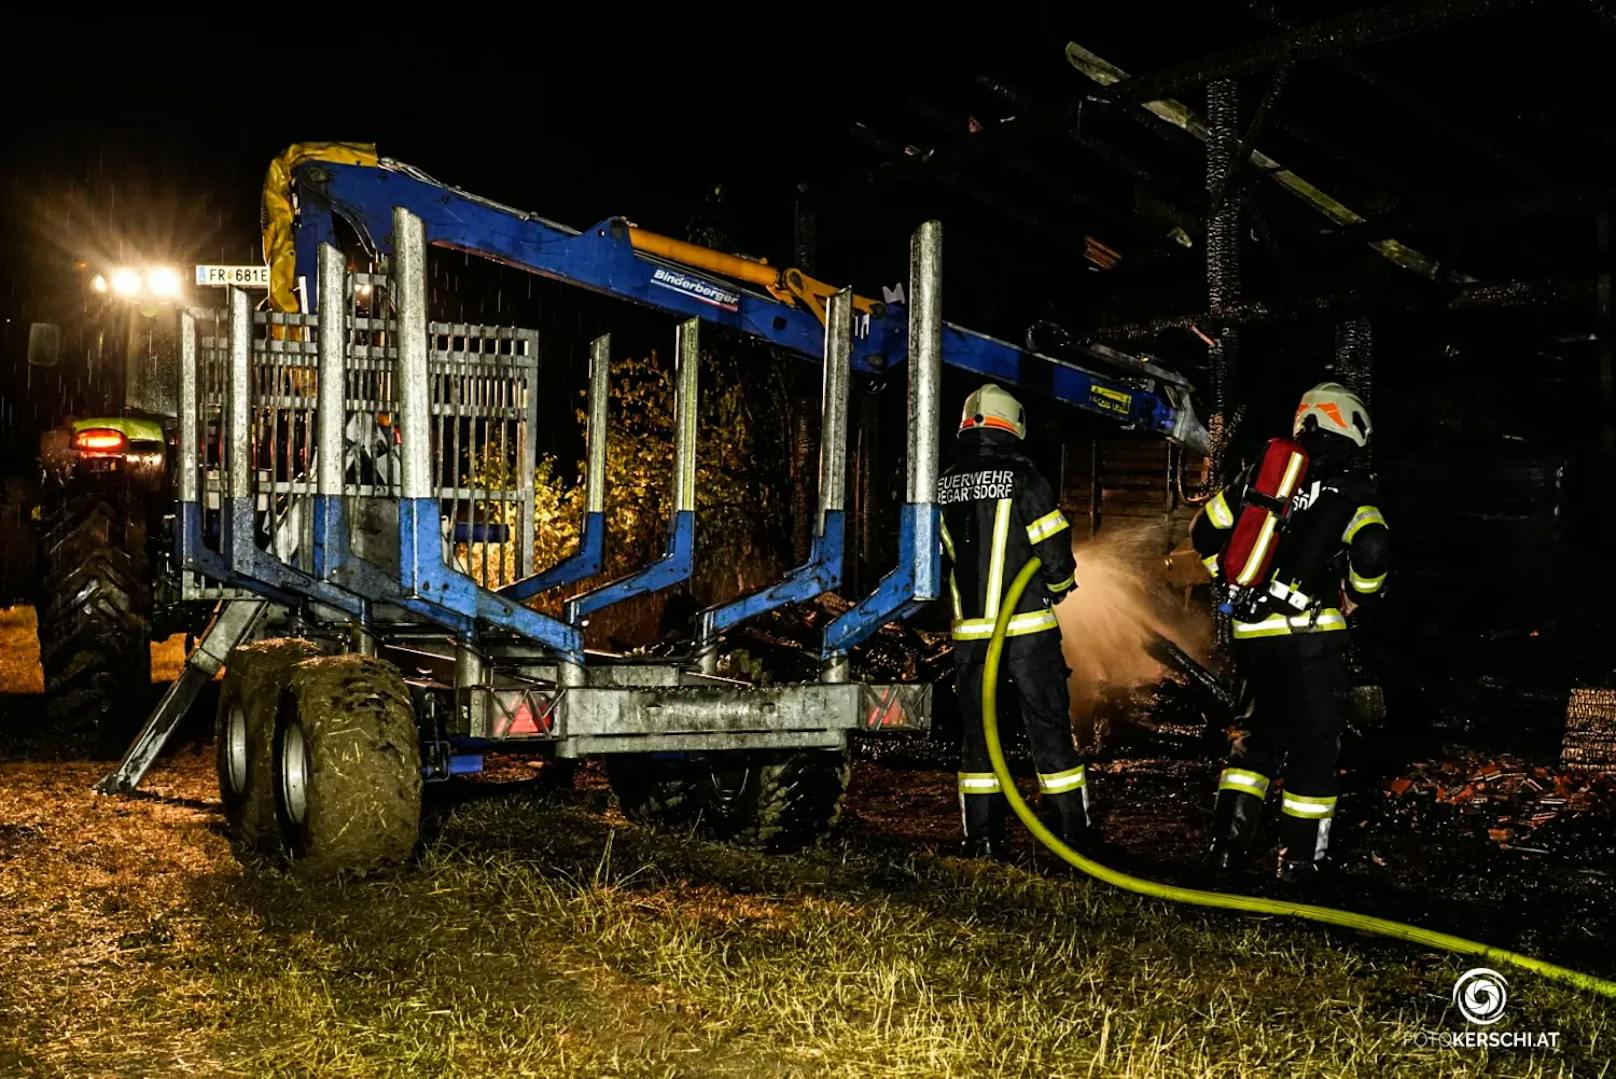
[194,264,271,288]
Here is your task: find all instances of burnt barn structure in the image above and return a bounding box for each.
[782,5,1616,744]
[1,12,1613,814]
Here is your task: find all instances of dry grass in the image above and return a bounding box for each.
[1,752,1609,1078]
[150,633,189,685]
[0,607,42,695]
[0,605,191,689]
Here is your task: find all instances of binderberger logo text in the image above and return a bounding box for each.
[649,267,740,312]
[1407,969,1561,1051]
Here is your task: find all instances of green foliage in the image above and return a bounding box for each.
[528,342,798,641]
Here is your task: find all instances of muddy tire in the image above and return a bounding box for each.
[216,639,322,855]
[36,495,151,753]
[605,754,701,829]
[271,655,421,877]
[697,749,851,853]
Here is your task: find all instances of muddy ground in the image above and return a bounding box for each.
[2,603,1611,980]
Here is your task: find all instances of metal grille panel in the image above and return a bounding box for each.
[179,270,539,605]
[331,272,539,592]
[179,305,250,601]
[249,310,319,575]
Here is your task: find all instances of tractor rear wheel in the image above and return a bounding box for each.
[36,494,152,755]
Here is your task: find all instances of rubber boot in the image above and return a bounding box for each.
[1277,856,1327,884]
[1028,790,1092,876]
[960,793,1008,861]
[1277,814,1333,887]
[1205,788,1264,877]
[1042,790,1090,850]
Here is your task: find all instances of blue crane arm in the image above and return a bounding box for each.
[288,160,1208,455]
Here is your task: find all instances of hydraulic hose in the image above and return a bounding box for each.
[982,556,1616,1000]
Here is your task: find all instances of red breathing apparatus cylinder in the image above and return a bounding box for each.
[1218,437,1310,620]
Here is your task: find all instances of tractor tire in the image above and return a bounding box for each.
[696,748,851,854]
[35,494,152,755]
[271,655,421,878]
[604,754,702,829]
[216,638,322,855]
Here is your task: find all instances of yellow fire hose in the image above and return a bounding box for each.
[981,556,1616,1000]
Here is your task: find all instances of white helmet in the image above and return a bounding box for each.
[1293,381,1371,448]
[959,383,1027,440]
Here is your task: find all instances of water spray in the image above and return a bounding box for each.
[1055,524,1214,720]
[983,556,1616,1001]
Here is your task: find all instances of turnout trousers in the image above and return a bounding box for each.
[1211,631,1351,867]
[954,632,1089,850]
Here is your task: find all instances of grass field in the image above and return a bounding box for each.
[0,606,189,692]
[1,751,1609,1078]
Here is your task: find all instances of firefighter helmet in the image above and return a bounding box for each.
[1293,382,1371,448]
[959,383,1027,440]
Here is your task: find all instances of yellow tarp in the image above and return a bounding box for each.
[261,143,379,313]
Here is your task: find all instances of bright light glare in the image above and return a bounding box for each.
[110,268,142,297]
[91,274,108,293]
[146,267,182,298]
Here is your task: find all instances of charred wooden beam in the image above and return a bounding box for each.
[905,99,1099,212]
[967,75,1201,204]
[1210,62,1292,218]
[1242,0,1553,187]
[1245,197,1306,293]
[1270,111,1421,194]
[1206,79,1243,481]
[974,73,1207,233]
[1066,41,1464,283]
[1521,106,1616,150]
[1320,185,1616,245]
[1099,0,1527,105]
[849,122,1056,236]
[848,121,1133,267]
[1335,317,1375,429]
[1599,210,1613,451]
[1087,277,1594,343]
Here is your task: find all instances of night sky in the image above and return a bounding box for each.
[8,15,1612,337]
[0,41,1067,322]
[5,14,1613,443]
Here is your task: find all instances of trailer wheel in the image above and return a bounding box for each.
[216,638,321,855]
[271,655,421,877]
[604,755,701,829]
[35,495,151,754]
[698,748,851,854]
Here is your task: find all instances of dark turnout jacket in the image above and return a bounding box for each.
[937,429,1077,647]
[1190,443,1391,639]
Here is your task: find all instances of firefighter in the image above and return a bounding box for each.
[1192,382,1391,883]
[938,382,1088,859]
